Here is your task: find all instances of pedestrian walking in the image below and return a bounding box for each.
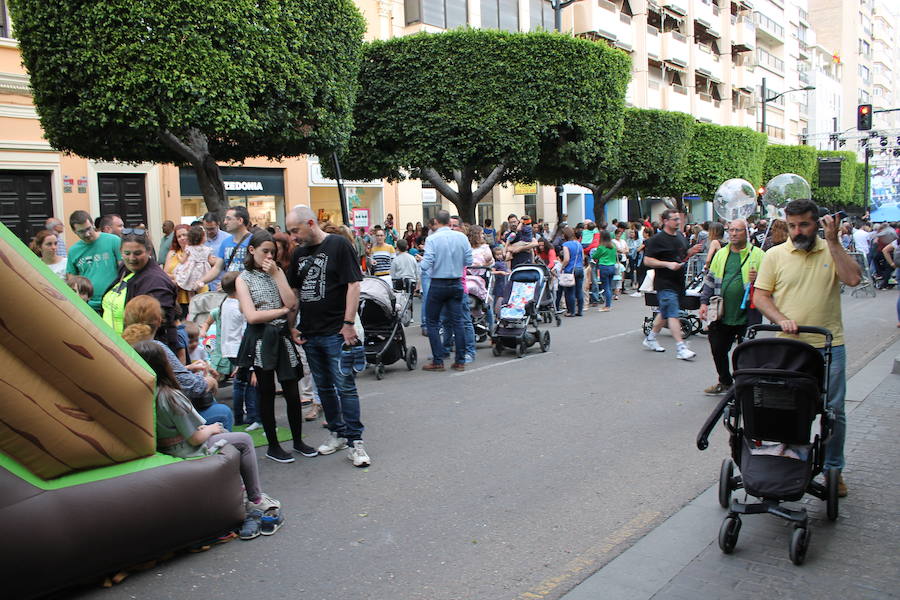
[753,199,861,497]
[560,227,584,317]
[698,219,764,394]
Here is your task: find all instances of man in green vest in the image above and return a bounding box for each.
[698,219,765,395]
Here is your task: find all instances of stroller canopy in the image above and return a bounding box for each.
[733,338,825,389]
[359,276,396,317]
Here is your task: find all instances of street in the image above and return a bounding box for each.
[75,288,899,600]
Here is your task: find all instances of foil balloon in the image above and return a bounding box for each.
[713,178,757,220]
[762,173,811,219]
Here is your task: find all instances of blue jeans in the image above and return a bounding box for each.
[426,279,467,365]
[563,267,585,315]
[589,263,600,304]
[598,264,616,307]
[303,333,364,442]
[819,344,846,471]
[442,293,476,358]
[199,400,234,432]
[421,272,431,331]
[230,363,259,425]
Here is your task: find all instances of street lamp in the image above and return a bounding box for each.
[546,0,582,222]
[760,76,815,139]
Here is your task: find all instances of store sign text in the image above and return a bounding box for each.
[224,181,264,191]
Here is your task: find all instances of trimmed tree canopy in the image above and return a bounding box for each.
[337,29,631,222]
[812,150,857,208]
[11,0,365,214]
[681,123,767,202]
[762,144,817,187]
[576,108,695,218]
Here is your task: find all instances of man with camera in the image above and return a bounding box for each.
[698,219,765,395]
[753,199,861,497]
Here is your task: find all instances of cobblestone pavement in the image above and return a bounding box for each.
[562,369,900,600]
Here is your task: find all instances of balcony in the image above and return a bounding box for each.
[695,92,721,121]
[753,11,784,44]
[663,1,688,17]
[757,48,785,74]
[694,0,717,30]
[667,83,691,114]
[647,80,663,109]
[647,25,661,59]
[732,17,756,52]
[661,30,689,67]
[695,44,723,82]
[613,12,634,51]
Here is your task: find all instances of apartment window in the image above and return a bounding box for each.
[481,0,519,31]
[859,64,870,83]
[859,39,871,57]
[529,0,555,31]
[0,0,10,39]
[859,89,870,103]
[406,0,468,28]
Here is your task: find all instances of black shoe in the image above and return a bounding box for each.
[293,442,319,457]
[265,446,295,463]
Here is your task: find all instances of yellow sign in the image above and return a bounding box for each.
[514,183,537,195]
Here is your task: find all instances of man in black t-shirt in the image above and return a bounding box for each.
[286,206,369,468]
[641,209,703,359]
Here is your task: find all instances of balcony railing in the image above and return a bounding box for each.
[799,70,810,84]
[757,48,785,73]
[753,11,785,42]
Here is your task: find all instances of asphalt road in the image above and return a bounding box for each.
[74,286,899,600]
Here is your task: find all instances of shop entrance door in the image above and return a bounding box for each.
[0,170,53,243]
[98,174,147,226]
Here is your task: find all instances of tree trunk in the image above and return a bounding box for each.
[580,176,626,225]
[157,128,227,219]
[421,164,506,225]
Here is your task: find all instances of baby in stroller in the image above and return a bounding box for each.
[465,266,493,343]
[491,264,551,358]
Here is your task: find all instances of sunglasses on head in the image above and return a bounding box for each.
[122,227,146,235]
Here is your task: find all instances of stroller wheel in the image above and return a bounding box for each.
[555,314,561,327]
[515,340,526,358]
[539,330,550,353]
[789,527,810,565]
[826,467,840,521]
[718,459,735,509]
[718,516,741,554]
[642,318,652,337]
[492,342,503,357]
[374,364,385,380]
[405,346,418,371]
[679,316,694,340]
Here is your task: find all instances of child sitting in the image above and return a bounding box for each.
[174,225,213,293]
[131,339,283,539]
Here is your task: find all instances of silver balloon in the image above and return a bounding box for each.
[762,173,811,219]
[713,178,757,220]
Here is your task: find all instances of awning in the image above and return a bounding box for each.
[595,28,617,42]
[695,17,712,29]
[706,27,721,38]
[614,40,634,52]
[664,60,687,72]
[663,2,688,16]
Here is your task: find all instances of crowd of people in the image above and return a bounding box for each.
[26,198,894,539]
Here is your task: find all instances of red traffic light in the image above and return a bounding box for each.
[860,105,870,114]
[858,104,873,130]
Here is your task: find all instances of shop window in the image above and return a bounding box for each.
[476,201,494,226]
[179,167,285,229]
[523,194,538,223]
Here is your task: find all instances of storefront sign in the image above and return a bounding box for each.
[352,208,370,229]
[422,188,437,204]
[308,158,382,187]
[77,176,88,194]
[224,181,264,191]
[63,175,73,194]
[514,183,537,195]
[179,167,284,197]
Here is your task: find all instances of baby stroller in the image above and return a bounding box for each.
[641,270,704,339]
[358,276,417,380]
[696,324,839,566]
[532,262,562,327]
[466,266,494,344]
[491,264,551,358]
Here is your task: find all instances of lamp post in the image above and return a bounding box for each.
[546,0,581,223]
[760,77,815,139]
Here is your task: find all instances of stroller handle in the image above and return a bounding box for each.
[746,324,833,345]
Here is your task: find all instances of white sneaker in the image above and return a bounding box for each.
[247,492,281,513]
[642,338,665,352]
[245,422,262,432]
[676,345,696,360]
[317,431,348,455]
[347,440,371,468]
[629,292,642,298]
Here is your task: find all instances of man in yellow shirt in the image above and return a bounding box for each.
[754,199,861,498]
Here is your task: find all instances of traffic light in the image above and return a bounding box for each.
[857,104,873,130]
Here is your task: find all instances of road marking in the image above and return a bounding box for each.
[516,510,662,600]
[449,352,547,377]
[589,330,642,344]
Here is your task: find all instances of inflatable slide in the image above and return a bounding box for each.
[0,223,244,599]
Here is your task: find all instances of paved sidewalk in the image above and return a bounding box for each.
[562,342,900,600]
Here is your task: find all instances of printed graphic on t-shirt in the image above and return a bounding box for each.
[299,253,328,302]
[224,245,247,271]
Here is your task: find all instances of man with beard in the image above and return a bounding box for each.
[753,199,861,498]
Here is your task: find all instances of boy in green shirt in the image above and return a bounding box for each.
[66,210,122,311]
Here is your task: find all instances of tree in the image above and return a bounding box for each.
[574,108,695,221]
[11,0,366,216]
[853,160,870,210]
[336,29,631,223]
[762,144,818,186]
[812,150,857,208]
[681,123,767,208]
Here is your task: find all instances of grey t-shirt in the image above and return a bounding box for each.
[156,389,206,458]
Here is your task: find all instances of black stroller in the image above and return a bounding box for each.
[641,270,705,339]
[697,324,839,565]
[491,264,551,357]
[465,266,494,344]
[358,276,417,380]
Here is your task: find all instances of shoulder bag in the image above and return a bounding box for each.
[707,249,750,322]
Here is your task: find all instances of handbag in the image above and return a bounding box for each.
[638,269,655,293]
[706,249,751,322]
[559,272,576,287]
